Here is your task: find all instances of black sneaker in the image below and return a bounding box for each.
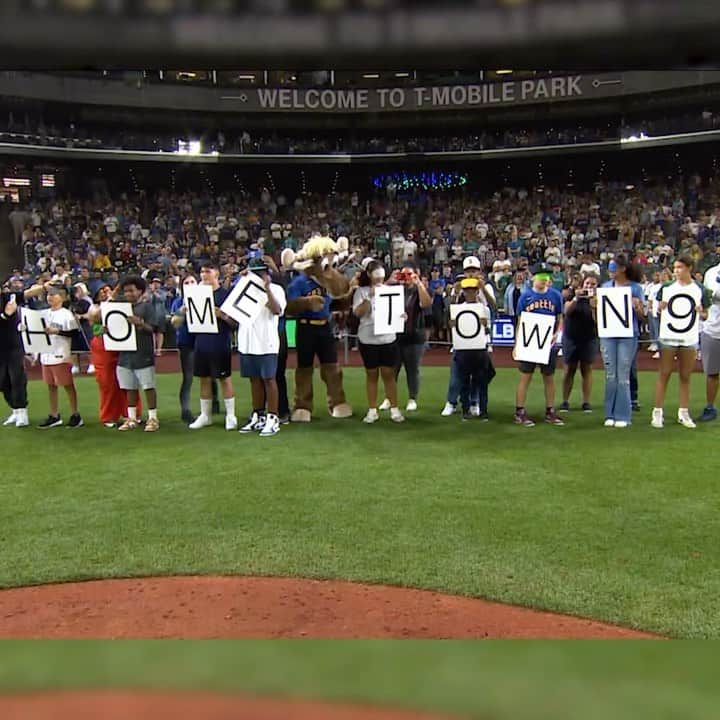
[631,402,641,412]
[558,401,570,413]
[461,410,472,422]
[181,409,195,424]
[478,411,490,422]
[278,414,290,425]
[582,403,593,413]
[67,413,84,428]
[38,415,62,429]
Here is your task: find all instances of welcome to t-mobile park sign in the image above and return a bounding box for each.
[228,75,589,113]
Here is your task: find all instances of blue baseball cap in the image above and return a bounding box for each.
[608,260,618,272]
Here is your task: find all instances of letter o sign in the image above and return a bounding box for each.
[455,309,481,339]
[105,309,132,342]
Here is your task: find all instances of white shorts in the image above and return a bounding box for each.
[116,365,156,391]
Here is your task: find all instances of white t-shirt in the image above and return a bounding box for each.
[402,239,417,261]
[703,264,720,339]
[236,283,286,355]
[580,262,601,276]
[352,285,396,346]
[104,216,119,234]
[40,308,78,366]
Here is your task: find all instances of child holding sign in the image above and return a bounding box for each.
[37,286,83,429]
[449,277,492,422]
[353,261,404,424]
[513,264,564,427]
[651,256,710,429]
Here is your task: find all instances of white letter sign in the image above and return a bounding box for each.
[184,284,218,334]
[373,285,405,334]
[659,284,700,345]
[101,302,137,351]
[220,272,267,328]
[514,312,556,364]
[451,303,489,350]
[19,308,53,354]
[597,287,633,338]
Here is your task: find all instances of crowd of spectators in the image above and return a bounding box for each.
[8,170,720,344]
[2,108,720,155]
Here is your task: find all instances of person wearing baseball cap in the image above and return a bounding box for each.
[512,263,564,427]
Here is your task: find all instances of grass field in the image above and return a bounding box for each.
[1,641,720,720]
[2,367,719,638]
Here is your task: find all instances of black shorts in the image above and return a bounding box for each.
[518,345,560,376]
[359,341,400,370]
[193,349,232,379]
[562,336,598,366]
[296,322,337,367]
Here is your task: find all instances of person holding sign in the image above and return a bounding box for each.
[513,264,564,427]
[36,286,83,429]
[115,276,160,433]
[352,261,404,424]
[449,277,492,421]
[599,256,646,428]
[651,255,710,429]
[237,261,287,437]
[0,285,29,428]
[188,264,238,431]
[87,284,141,428]
[170,274,219,424]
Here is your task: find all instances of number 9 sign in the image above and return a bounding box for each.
[659,287,699,345]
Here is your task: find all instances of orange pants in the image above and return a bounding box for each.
[90,336,141,422]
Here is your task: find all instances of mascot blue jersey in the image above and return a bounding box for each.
[287,275,332,320]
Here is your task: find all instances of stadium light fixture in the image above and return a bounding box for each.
[363,73,380,79]
[395,72,410,77]
[495,69,513,75]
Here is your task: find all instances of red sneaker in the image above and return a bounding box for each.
[545,409,565,426]
[514,410,535,427]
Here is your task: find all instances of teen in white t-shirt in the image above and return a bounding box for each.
[237,266,287,437]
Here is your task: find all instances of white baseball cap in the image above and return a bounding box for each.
[463,256,481,270]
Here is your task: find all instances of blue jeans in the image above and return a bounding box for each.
[447,354,480,407]
[600,337,638,423]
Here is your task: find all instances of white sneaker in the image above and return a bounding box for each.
[239,412,265,433]
[652,352,660,359]
[189,414,212,430]
[3,411,17,426]
[651,409,664,428]
[225,415,238,431]
[678,411,696,429]
[14,409,29,427]
[470,404,480,417]
[406,399,417,412]
[259,413,280,437]
[87,364,95,375]
[71,365,79,375]
[441,402,456,417]
[648,343,658,352]
[614,421,629,428]
[363,408,380,424]
[378,398,391,411]
[604,418,615,427]
[390,407,405,423]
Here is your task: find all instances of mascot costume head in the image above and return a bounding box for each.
[282,235,353,422]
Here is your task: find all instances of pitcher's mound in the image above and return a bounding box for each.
[0,576,656,638]
[0,691,459,720]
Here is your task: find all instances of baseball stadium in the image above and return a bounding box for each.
[2,2,720,719]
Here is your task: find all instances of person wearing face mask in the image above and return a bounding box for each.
[352,261,404,424]
[170,273,218,424]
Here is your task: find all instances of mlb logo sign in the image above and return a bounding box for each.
[491,316,516,346]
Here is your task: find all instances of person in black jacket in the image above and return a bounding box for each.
[559,273,599,412]
[0,285,28,427]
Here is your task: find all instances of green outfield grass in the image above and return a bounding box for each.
[1,640,720,719]
[1,368,718,638]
